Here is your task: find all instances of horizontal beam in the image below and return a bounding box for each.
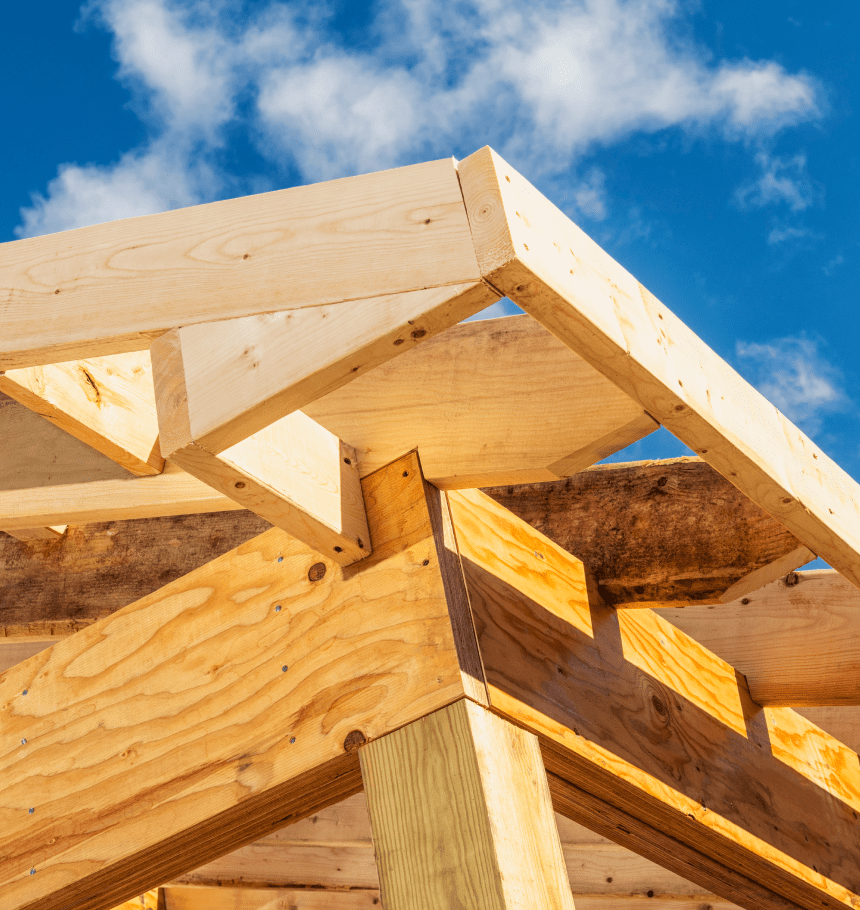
[1,526,66,542]
[174,791,740,907]
[0,351,163,476]
[446,486,860,910]
[659,569,860,705]
[153,283,497,455]
[305,314,657,489]
[1,158,481,369]
[0,452,484,910]
[483,457,812,606]
[458,146,860,592]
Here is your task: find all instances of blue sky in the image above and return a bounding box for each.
[3,1,859,534]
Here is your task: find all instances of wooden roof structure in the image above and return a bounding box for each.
[1,146,859,910]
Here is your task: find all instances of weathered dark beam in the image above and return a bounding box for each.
[483,457,813,606]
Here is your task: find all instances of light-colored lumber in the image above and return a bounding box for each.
[446,486,860,910]
[0,452,483,910]
[2,526,67,541]
[1,158,482,368]
[164,886,739,910]
[0,392,236,530]
[360,698,576,910]
[0,351,163,476]
[458,145,860,592]
[305,315,657,489]
[173,791,739,906]
[0,513,270,640]
[0,643,54,674]
[152,283,497,455]
[659,569,860,705]
[165,889,380,910]
[154,408,371,566]
[483,457,811,606]
[110,891,161,910]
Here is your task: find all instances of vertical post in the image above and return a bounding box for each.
[360,698,574,910]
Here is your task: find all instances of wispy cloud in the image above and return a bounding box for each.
[735,151,821,212]
[736,334,847,435]
[18,0,824,237]
[766,224,814,246]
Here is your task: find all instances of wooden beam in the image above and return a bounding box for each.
[152,283,497,455]
[458,146,860,592]
[483,457,813,606]
[2,526,67,542]
[0,452,484,910]
[111,891,162,910]
[659,569,860,705]
[173,788,742,909]
[1,158,482,369]
[305,315,657,489]
[359,698,575,910]
[446,486,860,910]
[0,351,163,476]
[0,512,270,640]
[155,407,372,566]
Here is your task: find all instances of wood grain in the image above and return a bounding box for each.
[2,526,67,541]
[0,351,163,476]
[658,569,860,705]
[360,698,575,910]
[154,283,497,456]
[458,145,860,593]
[482,457,812,607]
[446,487,860,910]
[0,453,478,910]
[1,158,480,368]
[305,314,656,488]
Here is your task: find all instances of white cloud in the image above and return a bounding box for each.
[18,0,824,236]
[736,335,847,435]
[736,151,820,212]
[767,224,812,245]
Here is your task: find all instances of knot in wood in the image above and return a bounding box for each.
[343,730,367,753]
[784,571,800,586]
[308,562,326,582]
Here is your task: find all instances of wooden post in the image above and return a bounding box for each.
[360,698,575,910]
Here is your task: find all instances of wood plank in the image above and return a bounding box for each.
[458,146,860,592]
[156,408,372,566]
[0,452,482,910]
[658,569,860,705]
[111,891,161,910]
[153,283,497,455]
[165,888,381,910]
[2,526,67,541]
[1,158,481,368]
[360,698,575,910]
[172,791,738,905]
[446,486,860,910]
[0,393,237,530]
[482,457,813,606]
[0,512,270,640]
[305,315,656,489]
[0,351,163,476]
[163,886,738,910]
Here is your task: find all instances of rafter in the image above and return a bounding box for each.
[0,158,482,369]
[458,146,860,591]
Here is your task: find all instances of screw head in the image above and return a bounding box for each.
[30,868,35,875]
[290,736,296,744]
[275,605,282,612]
[28,808,34,815]
[281,665,289,672]
[21,739,27,745]
[21,690,27,696]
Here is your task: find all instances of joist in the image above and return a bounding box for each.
[445,487,860,910]
[0,352,163,476]
[0,452,484,910]
[151,283,497,455]
[483,457,813,606]
[659,569,860,705]
[174,786,742,908]
[0,158,483,368]
[458,146,860,591]
[360,698,575,910]
[305,315,657,488]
